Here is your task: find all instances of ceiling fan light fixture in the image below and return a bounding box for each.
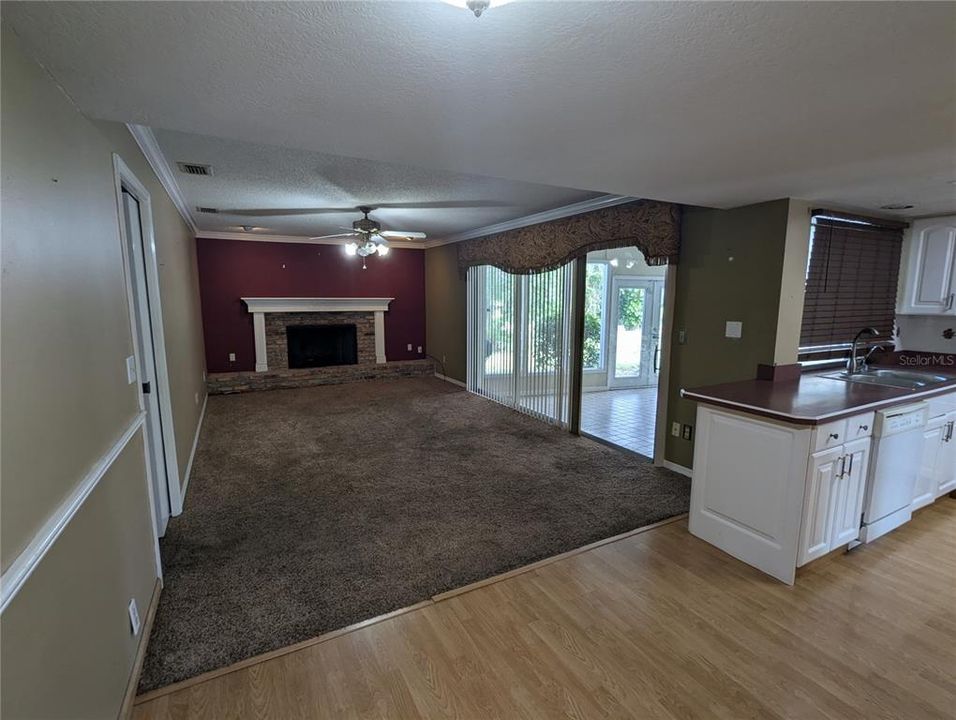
[377,244,390,257]
[441,0,512,17]
[344,242,358,256]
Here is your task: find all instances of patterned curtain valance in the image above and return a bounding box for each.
[457,199,681,277]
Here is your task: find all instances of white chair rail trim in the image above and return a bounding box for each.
[0,412,146,613]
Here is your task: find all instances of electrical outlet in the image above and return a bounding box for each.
[194,392,200,405]
[417,345,423,353]
[128,598,141,636]
[671,422,681,437]
[407,343,413,351]
[442,354,446,364]
[681,424,694,441]
[126,356,137,384]
[202,371,207,382]
[229,352,236,362]
[678,329,687,345]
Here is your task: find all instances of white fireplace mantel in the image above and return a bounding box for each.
[241,297,394,371]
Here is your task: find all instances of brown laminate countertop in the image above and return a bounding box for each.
[682,368,956,425]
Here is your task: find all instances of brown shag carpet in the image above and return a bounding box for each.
[139,377,690,692]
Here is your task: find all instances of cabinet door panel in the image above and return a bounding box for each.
[831,438,870,548]
[901,219,956,314]
[798,447,843,566]
[936,414,956,496]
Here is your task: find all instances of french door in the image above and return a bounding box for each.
[608,277,663,388]
[466,263,575,426]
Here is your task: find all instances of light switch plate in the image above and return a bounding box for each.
[126,356,137,384]
[725,321,743,339]
[407,343,413,351]
[671,422,681,437]
[678,329,687,344]
[128,598,141,636]
[229,352,236,362]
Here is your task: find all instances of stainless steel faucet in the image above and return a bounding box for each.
[847,327,879,374]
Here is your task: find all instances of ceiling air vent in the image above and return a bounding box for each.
[176,161,213,176]
[195,206,219,214]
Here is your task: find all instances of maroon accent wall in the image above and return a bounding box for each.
[197,237,426,372]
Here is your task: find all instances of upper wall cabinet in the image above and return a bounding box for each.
[898,216,956,315]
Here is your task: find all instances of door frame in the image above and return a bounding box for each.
[652,264,677,467]
[112,154,183,532]
[607,276,662,389]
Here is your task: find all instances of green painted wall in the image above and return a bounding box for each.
[425,243,467,382]
[664,200,793,468]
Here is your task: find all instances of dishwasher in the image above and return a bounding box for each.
[859,401,929,544]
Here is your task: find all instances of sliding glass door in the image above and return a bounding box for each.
[467,263,575,426]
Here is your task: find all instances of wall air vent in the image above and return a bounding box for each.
[195,206,220,214]
[176,162,213,176]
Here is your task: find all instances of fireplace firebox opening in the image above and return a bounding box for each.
[287,324,358,369]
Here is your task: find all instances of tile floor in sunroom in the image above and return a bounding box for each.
[580,386,658,458]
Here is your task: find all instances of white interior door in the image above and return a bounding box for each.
[122,190,171,537]
[608,278,661,388]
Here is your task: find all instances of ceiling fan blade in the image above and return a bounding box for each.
[309,232,359,240]
[373,201,511,210]
[220,207,357,217]
[380,230,427,240]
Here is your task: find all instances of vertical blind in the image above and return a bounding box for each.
[466,263,575,426]
[799,213,904,354]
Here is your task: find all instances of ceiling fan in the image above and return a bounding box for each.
[309,206,426,268]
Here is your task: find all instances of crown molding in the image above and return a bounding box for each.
[197,230,425,250]
[421,194,636,249]
[126,124,198,234]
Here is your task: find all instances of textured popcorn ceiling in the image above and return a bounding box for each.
[4,1,955,218]
[151,128,600,238]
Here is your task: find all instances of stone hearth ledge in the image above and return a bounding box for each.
[242,297,394,371]
[206,359,436,395]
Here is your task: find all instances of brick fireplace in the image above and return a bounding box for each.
[206,297,434,394]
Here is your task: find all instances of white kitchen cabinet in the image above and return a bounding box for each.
[898,216,956,315]
[830,437,871,548]
[935,411,956,496]
[689,406,874,584]
[797,437,870,566]
[798,447,843,565]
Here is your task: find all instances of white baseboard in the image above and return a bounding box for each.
[178,393,208,509]
[1,413,146,613]
[434,372,466,388]
[662,460,693,478]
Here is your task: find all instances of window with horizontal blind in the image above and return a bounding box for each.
[799,211,905,360]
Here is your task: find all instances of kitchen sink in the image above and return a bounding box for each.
[822,368,951,389]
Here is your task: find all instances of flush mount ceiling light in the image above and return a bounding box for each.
[441,0,514,18]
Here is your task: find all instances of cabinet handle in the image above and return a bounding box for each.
[946,421,955,442]
[947,293,955,311]
[859,424,868,433]
[838,455,847,478]
[829,432,840,441]
[846,453,854,477]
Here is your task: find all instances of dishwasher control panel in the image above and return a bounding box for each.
[874,402,929,436]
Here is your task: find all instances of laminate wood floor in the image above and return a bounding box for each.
[133,499,956,720]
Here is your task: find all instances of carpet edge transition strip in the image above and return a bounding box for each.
[134,514,689,705]
[133,600,433,705]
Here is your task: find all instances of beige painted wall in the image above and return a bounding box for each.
[1,25,206,717]
[664,200,794,468]
[1,435,157,719]
[425,243,467,382]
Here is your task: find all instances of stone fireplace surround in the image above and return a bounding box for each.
[206,297,434,395]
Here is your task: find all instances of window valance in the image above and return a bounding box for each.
[456,199,681,277]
